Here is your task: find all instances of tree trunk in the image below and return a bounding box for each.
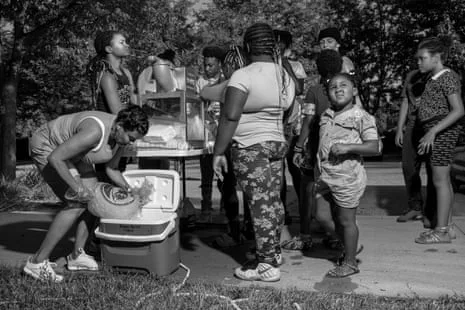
[0,79,17,180]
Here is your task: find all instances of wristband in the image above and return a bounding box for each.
[293,145,304,153]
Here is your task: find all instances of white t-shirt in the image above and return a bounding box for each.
[227,62,295,148]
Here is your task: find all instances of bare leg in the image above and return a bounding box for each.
[33,205,86,263]
[431,165,453,228]
[72,210,97,258]
[74,176,98,257]
[299,173,314,236]
[336,207,358,265]
[314,196,337,239]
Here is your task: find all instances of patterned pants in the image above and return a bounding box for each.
[231,141,288,263]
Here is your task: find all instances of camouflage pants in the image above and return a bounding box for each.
[231,141,288,263]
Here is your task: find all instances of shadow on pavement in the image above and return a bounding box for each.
[186,226,248,265]
[0,221,73,261]
[360,186,409,216]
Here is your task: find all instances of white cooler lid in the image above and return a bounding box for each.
[123,169,180,213]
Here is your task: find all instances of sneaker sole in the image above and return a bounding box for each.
[234,266,281,282]
[234,273,280,282]
[415,239,451,244]
[67,265,99,271]
[23,267,63,283]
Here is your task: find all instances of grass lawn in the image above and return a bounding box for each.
[2,167,465,309]
[1,265,464,310]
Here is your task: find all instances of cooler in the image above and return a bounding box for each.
[95,169,180,275]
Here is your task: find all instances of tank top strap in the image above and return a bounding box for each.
[78,116,106,152]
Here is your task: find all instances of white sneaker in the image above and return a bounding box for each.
[234,261,280,282]
[420,225,457,240]
[23,257,63,283]
[67,248,99,271]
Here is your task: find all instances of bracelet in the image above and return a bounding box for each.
[293,145,304,153]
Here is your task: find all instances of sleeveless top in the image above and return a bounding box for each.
[96,66,132,113]
[47,111,118,164]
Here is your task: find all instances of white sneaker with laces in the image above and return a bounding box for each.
[67,248,99,271]
[23,257,63,283]
[234,261,280,282]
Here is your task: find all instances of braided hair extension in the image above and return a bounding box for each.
[243,23,277,58]
[223,45,247,73]
[86,30,121,108]
[243,23,291,109]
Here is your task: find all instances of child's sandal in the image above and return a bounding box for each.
[326,262,359,278]
[336,244,364,266]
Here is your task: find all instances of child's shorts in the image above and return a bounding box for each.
[423,121,461,166]
[316,166,367,209]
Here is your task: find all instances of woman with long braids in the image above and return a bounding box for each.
[213,23,296,282]
[87,31,137,179]
[87,30,137,113]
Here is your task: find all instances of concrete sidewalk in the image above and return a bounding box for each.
[2,161,465,298]
[0,212,464,298]
[179,216,465,298]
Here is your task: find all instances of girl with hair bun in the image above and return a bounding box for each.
[87,30,137,178]
[414,36,464,244]
[87,30,136,113]
[213,22,296,282]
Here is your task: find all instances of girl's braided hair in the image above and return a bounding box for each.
[243,22,279,61]
[86,30,121,108]
[243,23,291,108]
[223,45,247,72]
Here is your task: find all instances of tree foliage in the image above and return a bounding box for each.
[326,0,465,131]
[1,0,464,179]
[193,0,329,54]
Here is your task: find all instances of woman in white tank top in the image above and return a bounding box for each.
[24,106,148,283]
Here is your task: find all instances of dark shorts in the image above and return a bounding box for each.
[423,121,461,166]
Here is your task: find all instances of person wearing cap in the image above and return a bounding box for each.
[318,27,364,108]
[318,27,356,75]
